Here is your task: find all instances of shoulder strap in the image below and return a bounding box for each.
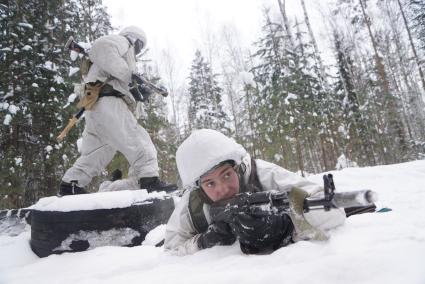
[188,190,209,234]
[248,158,263,192]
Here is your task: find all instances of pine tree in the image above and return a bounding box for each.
[331,29,377,166]
[408,0,425,51]
[187,50,229,133]
[0,0,112,208]
[250,8,340,173]
[137,62,179,184]
[358,0,407,162]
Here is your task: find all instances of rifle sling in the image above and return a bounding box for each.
[247,157,263,193]
[188,190,209,234]
[99,91,123,98]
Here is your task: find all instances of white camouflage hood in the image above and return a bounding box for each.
[119,26,147,50]
[176,129,248,188]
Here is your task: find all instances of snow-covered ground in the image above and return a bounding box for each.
[1,160,424,284]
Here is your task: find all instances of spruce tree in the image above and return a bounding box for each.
[137,62,178,184]
[250,10,296,169]
[0,0,112,208]
[331,29,377,166]
[187,50,229,133]
[408,0,425,50]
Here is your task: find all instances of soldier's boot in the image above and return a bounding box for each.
[59,180,87,196]
[139,177,177,193]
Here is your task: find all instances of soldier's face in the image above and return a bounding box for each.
[200,164,240,202]
[134,39,144,54]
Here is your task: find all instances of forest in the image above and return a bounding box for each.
[1,0,424,209]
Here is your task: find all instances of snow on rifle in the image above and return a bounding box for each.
[209,174,378,223]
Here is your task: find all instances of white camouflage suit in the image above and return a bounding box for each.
[164,129,346,255]
[62,26,159,190]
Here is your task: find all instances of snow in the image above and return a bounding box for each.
[3,114,12,125]
[8,105,19,114]
[284,92,298,105]
[69,66,80,77]
[335,154,358,170]
[63,92,78,108]
[54,75,64,84]
[54,228,140,251]
[45,145,53,153]
[17,23,33,29]
[239,71,255,86]
[1,160,425,284]
[1,102,9,110]
[29,190,168,212]
[76,137,83,153]
[43,61,56,71]
[70,50,79,61]
[274,153,283,162]
[14,158,22,167]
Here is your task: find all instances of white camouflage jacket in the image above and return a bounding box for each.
[85,34,137,110]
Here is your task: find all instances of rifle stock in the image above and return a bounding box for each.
[57,108,85,141]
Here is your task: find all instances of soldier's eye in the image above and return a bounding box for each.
[206,181,215,188]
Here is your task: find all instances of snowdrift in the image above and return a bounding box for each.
[1,160,424,284]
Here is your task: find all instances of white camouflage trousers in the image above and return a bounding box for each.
[62,96,159,187]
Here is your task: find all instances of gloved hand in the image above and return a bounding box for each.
[197,222,236,249]
[129,83,152,102]
[229,211,293,254]
[131,73,144,84]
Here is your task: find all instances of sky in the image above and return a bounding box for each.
[1,159,425,283]
[104,0,263,70]
[102,0,332,83]
[101,0,335,123]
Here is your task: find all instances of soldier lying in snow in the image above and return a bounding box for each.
[164,129,347,255]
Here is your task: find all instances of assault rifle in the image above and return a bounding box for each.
[209,174,378,223]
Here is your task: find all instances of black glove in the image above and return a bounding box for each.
[229,211,293,254]
[131,73,169,98]
[131,73,144,84]
[197,222,236,249]
[129,83,152,102]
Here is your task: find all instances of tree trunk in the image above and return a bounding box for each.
[276,0,295,48]
[294,128,305,176]
[300,0,329,91]
[397,0,425,92]
[359,0,406,161]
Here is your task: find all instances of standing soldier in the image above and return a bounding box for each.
[59,26,176,195]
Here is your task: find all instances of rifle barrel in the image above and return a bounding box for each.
[305,190,378,211]
[332,190,378,208]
